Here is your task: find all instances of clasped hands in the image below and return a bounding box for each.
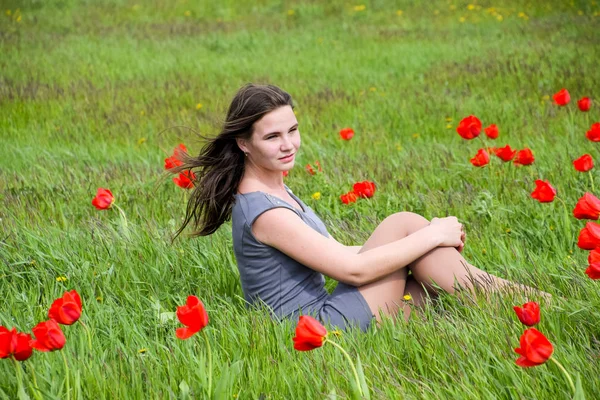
[429,216,466,253]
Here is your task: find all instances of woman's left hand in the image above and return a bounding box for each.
[457,225,466,253]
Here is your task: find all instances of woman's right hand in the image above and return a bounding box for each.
[428,216,464,249]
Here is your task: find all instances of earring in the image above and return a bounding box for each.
[244,152,248,157]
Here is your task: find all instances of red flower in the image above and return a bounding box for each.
[340,192,358,204]
[0,327,33,361]
[588,248,600,264]
[586,123,600,142]
[586,263,600,279]
[31,320,66,352]
[495,145,517,162]
[91,188,114,210]
[176,295,209,340]
[514,328,553,367]
[573,154,594,172]
[49,290,82,325]
[531,180,556,203]
[305,164,315,175]
[353,181,376,198]
[513,301,540,326]
[470,149,490,167]
[577,97,591,112]
[173,171,196,189]
[484,124,499,139]
[293,315,328,351]
[573,193,600,220]
[456,115,482,140]
[339,128,355,140]
[164,144,188,170]
[552,89,570,106]
[577,222,600,250]
[282,170,289,177]
[514,148,535,166]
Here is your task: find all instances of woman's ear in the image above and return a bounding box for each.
[236,138,248,154]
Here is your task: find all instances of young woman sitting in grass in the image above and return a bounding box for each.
[175,83,546,332]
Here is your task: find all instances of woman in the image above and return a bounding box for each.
[175,83,542,332]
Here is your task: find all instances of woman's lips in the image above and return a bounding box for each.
[279,153,295,162]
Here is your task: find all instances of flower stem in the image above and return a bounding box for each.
[78,319,93,351]
[29,363,43,400]
[589,171,595,192]
[61,351,71,400]
[326,340,363,397]
[12,357,26,398]
[550,357,576,394]
[202,330,212,398]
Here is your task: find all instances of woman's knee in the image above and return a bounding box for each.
[385,211,430,236]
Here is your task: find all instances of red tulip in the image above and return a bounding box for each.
[305,164,316,175]
[91,188,115,210]
[588,248,600,264]
[315,160,323,172]
[495,145,517,162]
[484,124,499,139]
[573,192,600,220]
[293,315,328,351]
[176,295,209,340]
[586,123,600,142]
[577,222,600,250]
[514,148,535,166]
[456,115,482,140]
[173,171,195,189]
[552,89,570,106]
[577,97,591,112]
[353,181,376,198]
[470,149,490,167]
[514,328,553,367]
[282,170,289,177]
[0,327,33,361]
[31,320,66,352]
[573,154,593,172]
[513,301,540,326]
[49,290,82,325]
[340,192,358,204]
[339,128,354,140]
[531,180,556,203]
[585,263,600,279]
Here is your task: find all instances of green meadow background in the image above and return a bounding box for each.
[1,0,600,398]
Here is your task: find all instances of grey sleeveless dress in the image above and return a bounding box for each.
[232,185,374,331]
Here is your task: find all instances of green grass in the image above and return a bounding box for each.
[1,0,600,398]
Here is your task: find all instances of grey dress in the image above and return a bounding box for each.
[232,185,374,331]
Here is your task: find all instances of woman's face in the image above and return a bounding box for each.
[240,105,301,172]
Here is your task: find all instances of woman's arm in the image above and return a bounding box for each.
[328,235,362,254]
[252,208,446,286]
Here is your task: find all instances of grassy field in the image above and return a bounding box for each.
[1,0,600,398]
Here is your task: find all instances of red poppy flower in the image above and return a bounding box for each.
[552,89,570,106]
[586,123,600,142]
[173,171,196,189]
[315,160,323,172]
[282,170,289,177]
[305,164,315,175]
[49,290,82,325]
[530,180,556,203]
[31,320,66,352]
[176,295,209,340]
[513,301,540,326]
[91,188,115,210]
[353,181,376,198]
[292,315,328,351]
[495,145,517,162]
[0,327,33,361]
[573,193,600,220]
[456,115,482,140]
[484,124,499,139]
[588,248,600,264]
[573,154,594,172]
[514,328,553,367]
[577,97,591,112]
[514,148,534,166]
[470,149,490,167]
[577,222,600,250]
[340,192,358,204]
[586,263,600,279]
[339,128,354,140]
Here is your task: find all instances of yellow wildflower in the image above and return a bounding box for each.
[412,133,419,139]
[542,95,550,101]
[184,10,191,17]
[331,329,342,337]
[396,144,402,151]
[29,260,36,266]
[287,9,295,16]
[396,10,403,16]
[403,294,412,301]
[137,137,147,145]
[16,15,21,22]
[482,249,487,255]
[496,15,503,21]
[353,5,366,12]
[196,103,203,110]
[446,124,453,129]
[549,225,554,231]
[445,117,453,122]
[5,10,11,16]
[505,228,511,233]
[138,348,148,354]
[467,4,475,10]
[56,276,68,282]
[369,87,377,92]
[459,16,466,22]
[578,10,583,15]
[140,110,145,116]
[96,296,103,303]
[311,192,321,200]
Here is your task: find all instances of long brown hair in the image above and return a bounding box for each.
[173,83,294,237]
